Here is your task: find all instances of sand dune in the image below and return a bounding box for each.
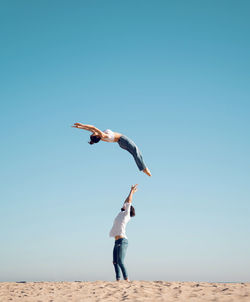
[0,281,249,301]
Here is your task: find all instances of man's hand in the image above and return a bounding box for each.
[130,184,138,194]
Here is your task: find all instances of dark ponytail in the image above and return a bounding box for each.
[89,134,101,145]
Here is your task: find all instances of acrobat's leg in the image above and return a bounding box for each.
[118,136,151,176]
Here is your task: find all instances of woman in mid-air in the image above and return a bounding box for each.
[72,123,151,176]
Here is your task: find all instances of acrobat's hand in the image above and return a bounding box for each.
[131,184,138,194]
[72,123,88,129]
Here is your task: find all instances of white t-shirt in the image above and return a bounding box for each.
[109,202,131,239]
[103,129,115,142]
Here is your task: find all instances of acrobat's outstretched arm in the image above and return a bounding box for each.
[72,123,105,138]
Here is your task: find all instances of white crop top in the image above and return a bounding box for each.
[103,129,115,142]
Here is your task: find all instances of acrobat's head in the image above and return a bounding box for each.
[121,205,136,217]
[89,134,101,145]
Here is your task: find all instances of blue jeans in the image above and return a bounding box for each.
[118,135,147,171]
[113,238,128,280]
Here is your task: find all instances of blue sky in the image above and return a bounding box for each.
[0,0,250,282]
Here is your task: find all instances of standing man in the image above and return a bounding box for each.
[109,184,138,281]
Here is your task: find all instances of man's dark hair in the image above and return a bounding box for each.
[121,205,136,217]
[130,205,135,217]
[89,134,101,145]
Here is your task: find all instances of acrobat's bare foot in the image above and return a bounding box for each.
[125,278,130,282]
[143,167,152,177]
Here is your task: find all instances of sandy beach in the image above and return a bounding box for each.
[0,281,249,302]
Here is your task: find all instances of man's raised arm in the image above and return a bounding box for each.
[124,184,138,204]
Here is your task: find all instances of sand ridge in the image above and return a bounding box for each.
[0,281,249,302]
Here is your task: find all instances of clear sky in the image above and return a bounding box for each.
[0,0,250,282]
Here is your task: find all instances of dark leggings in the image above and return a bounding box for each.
[113,238,128,280]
